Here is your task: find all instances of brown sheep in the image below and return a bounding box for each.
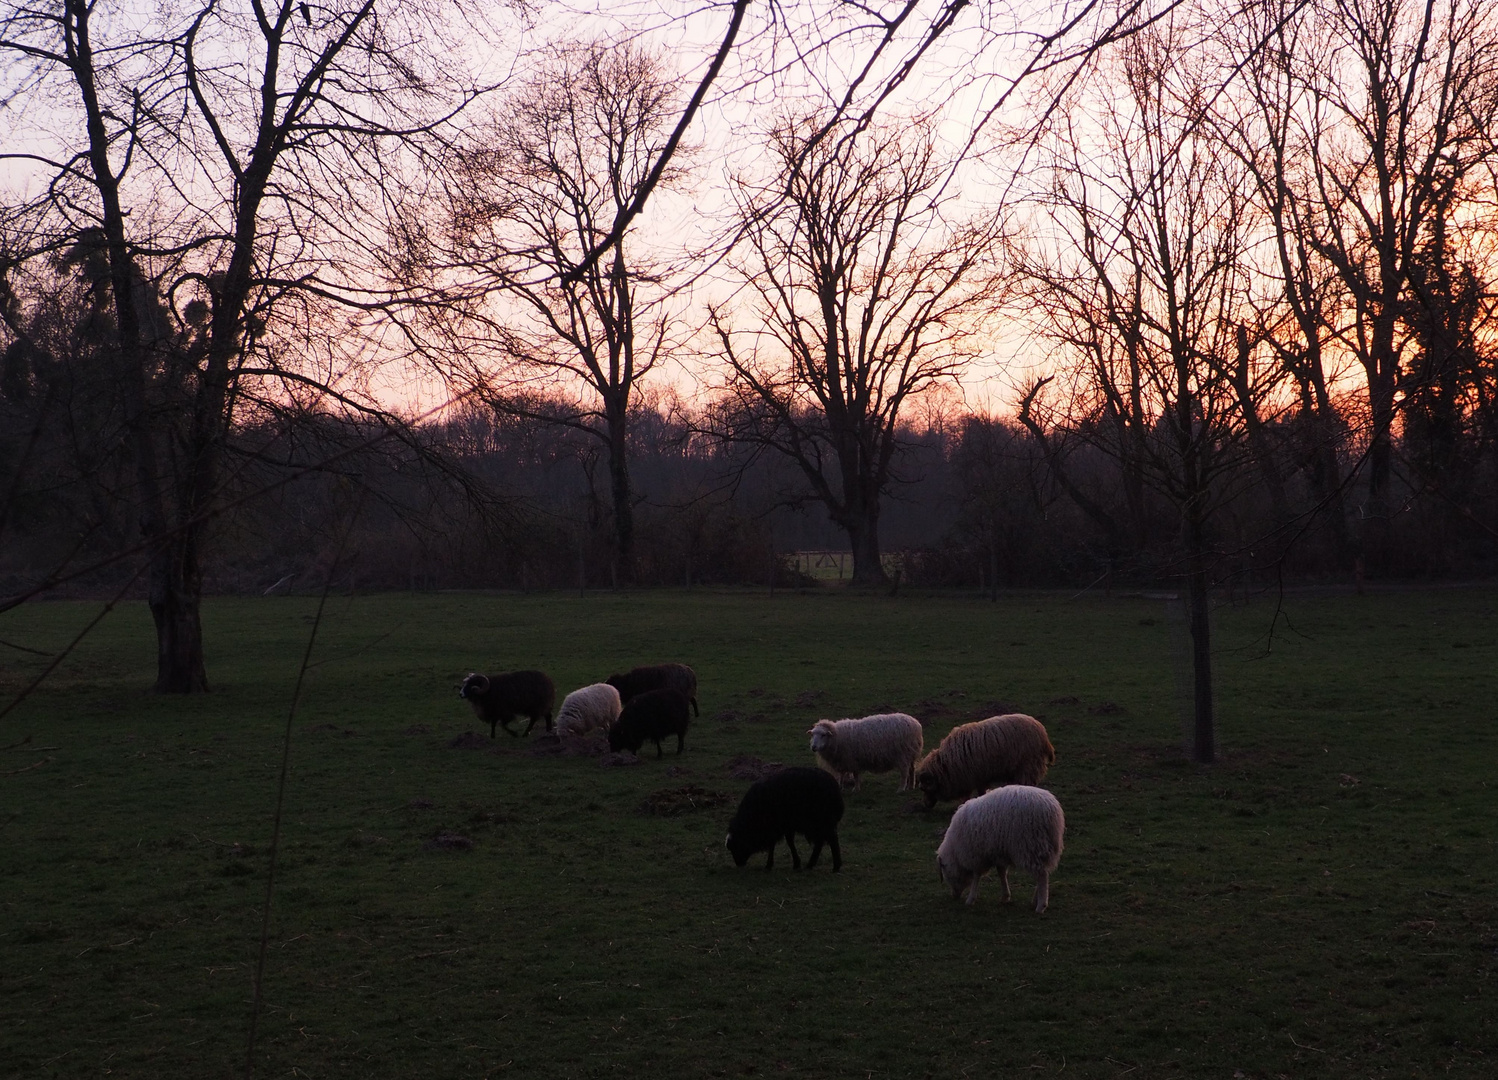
[914,713,1055,807]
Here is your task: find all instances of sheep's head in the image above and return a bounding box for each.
[915,767,940,807]
[725,830,752,867]
[459,673,490,700]
[807,719,836,754]
[605,673,626,691]
[936,854,969,899]
[606,720,626,753]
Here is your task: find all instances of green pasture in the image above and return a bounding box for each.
[1,586,1494,1078]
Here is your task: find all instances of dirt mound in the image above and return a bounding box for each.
[638,785,730,816]
[724,754,785,781]
[424,832,473,852]
[447,731,491,750]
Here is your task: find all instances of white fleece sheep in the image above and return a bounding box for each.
[808,712,924,791]
[554,683,622,738]
[936,785,1065,913]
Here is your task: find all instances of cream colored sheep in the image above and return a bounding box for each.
[808,712,924,791]
[936,784,1065,912]
[554,683,622,738]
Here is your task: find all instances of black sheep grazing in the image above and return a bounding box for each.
[606,662,699,717]
[607,688,691,757]
[725,766,844,872]
[458,670,555,738]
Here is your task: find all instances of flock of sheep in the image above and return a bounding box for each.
[458,661,1066,913]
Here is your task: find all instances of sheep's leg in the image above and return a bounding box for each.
[828,832,841,872]
[691,696,699,717]
[655,739,664,759]
[997,865,1011,902]
[489,718,498,739]
[501,715,521,738]
[764,844,774,871]
[964,874,981,906]
[785,833,802,870]
[676,732,684,754]
[806,837,823,869]
[1033,870,1049,914]
[522,714,538,736]
[544,711,554,733]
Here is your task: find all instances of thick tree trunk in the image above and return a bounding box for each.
[844,510,889,587]
[149,535,208,693]
[67,0,206,693]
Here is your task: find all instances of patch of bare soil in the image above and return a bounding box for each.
[638,785,730,816]
[724,754,785,781]
[447,731,491,750]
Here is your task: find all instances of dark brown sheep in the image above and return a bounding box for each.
[458,670,555,738]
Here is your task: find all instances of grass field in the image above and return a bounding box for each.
[1,586,1494,1078]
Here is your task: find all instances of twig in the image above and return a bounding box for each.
[245,494,364,1078]
[0,638,53,657]
[0,562,147,724]
[1288,1034,1326,1054]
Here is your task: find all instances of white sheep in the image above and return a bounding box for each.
[936,784,1065,913]
[554,683,623,739]
[808,712,924,791]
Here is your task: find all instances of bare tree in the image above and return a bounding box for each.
[434,40,691,584]
[0,0,490,690]
[708,114,1003,586]
[1212,0,1360,571]
[1013,25,1281,761]
[1284,0,1498,558]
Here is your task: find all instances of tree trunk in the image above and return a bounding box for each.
[988,510,999,602]
[1184,506,1215,763]
[149,534,208,693]
[844,510,889,586]
[606,398,634,585]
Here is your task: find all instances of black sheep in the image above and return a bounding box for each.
[607,688,691,757]
[725,766,844,871]
[458,670,555,738]
[606,662,699,717]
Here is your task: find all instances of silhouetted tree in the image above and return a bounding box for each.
[708,114,1003,586]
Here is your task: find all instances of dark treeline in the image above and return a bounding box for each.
[7,382,1494,599]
